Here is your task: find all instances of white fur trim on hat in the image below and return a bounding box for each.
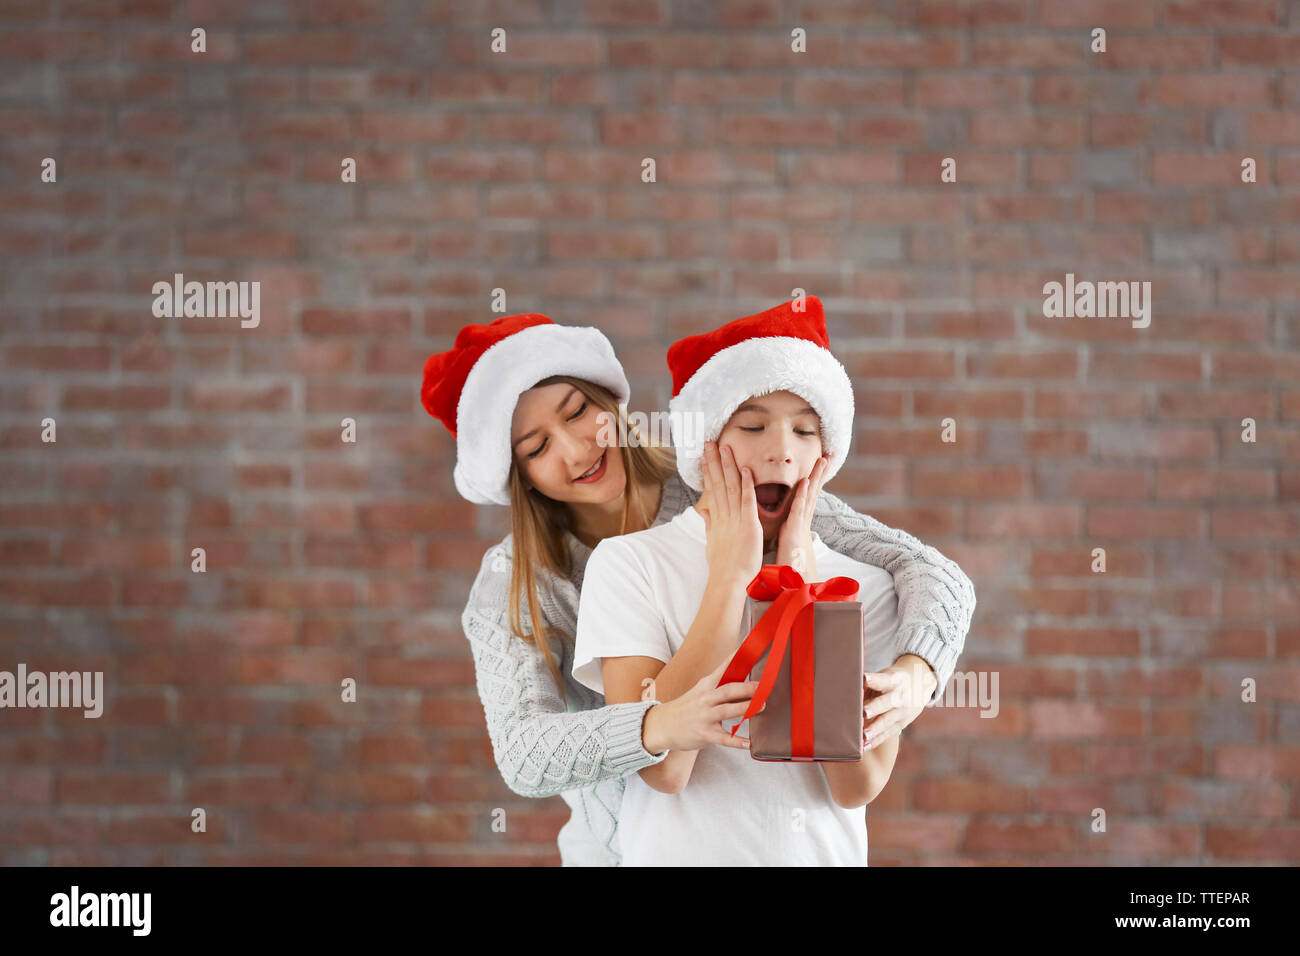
[453,324,630,505]
[667,336,854,492]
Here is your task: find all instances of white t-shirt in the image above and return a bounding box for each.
[572,504,901,866]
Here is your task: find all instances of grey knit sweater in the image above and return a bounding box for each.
[459,472,976,865]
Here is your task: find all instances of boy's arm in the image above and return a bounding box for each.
[634,571,750,703]
[810,489,976,704]
[603,657,693,793]
[821,734,900,809]
[601,571,752,794]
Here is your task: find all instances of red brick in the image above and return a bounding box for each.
[964,821,1077,854]
[913,778,1029,813]
[1027,628,1142,656]
[359,110,468,143]
[915,1,1031,27]
[0,769,52,804]
[1040,0,1156,25]
[1033,781,1152,814]
[1247,111,1300,145]
[1085,822,1201,857]
[1098,36,1214,69]
[915,72,1028,107]
[1162,1,1279,27]
[1214,745,1300,779]
[1156,74,1272,107]
[965,505,1081,539]
[1153,151,1251,185]
[868,814,966,851]
[612,33,727,68]
[1206,825,1300,860]
[1029,701,1144,738]
[246,811,350,844]
[970,112,1084,148]
[1219,34,1300,64]
[105,815,215,844]
[850,35,964,67]
[57,772,170,805]
[244,31,360,64]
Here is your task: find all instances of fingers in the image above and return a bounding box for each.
[785,460,821,533]
[720,444,741,507]
[811,454,830,498]
[786,476,803,511]
[714,678,760,701]
[712,731,750,750]
[699,452,713,518]
[701,442,724,516]
[739,464,755,514]
[802,458,828,517]
[864,691,898,722]
[863,670,903,693]
[716,700,756,721]
[711,441,737,519]
[863,717,898,750]
[790,476,809,521]
[863,712,891,739]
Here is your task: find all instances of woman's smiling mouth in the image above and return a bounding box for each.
[572,451,608,484]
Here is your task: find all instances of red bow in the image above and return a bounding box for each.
[717,565,859,758]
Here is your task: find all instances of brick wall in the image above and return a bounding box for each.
[0,0,1297,864]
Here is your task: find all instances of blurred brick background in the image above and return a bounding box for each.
[1,0,1298,865]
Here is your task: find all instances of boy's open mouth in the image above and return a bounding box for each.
[754,482,792,520]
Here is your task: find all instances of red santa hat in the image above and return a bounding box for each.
[666,295,854,492]
[421,314,630,505]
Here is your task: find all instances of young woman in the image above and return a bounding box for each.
[421,311,976,865]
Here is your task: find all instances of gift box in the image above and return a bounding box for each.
[719,564,864,762]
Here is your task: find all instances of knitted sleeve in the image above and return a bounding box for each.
[460,542,668,799]
[809,490,977,705]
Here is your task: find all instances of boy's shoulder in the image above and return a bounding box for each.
[588,509,699,577]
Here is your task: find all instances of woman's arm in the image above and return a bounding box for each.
[461,546,667,799]
[809,489,976,705]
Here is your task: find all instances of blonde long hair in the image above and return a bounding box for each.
[506,375,677,703]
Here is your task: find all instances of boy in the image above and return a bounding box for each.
[572,297,902,866]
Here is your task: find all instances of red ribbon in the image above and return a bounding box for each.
[717,564,859,758]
